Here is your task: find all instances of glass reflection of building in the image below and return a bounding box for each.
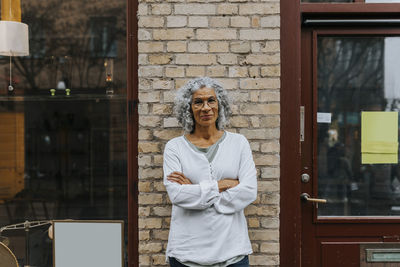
[0,1,127,266]
[317,36,400,217]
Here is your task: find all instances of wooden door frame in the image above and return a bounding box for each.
[280,2,400,266]
[280,0,302,266]
[127,0,139,266]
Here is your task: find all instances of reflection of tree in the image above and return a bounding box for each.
[317,37,384,158]
[13,1,61,90]
[318,37,384,113]
[1,0,126,92]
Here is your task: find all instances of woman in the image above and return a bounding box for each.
[163,77,257,267]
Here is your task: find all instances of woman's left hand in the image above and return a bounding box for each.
[218,178,239,192]
[167,171,192,185]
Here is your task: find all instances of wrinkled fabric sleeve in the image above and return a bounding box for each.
[163,140,220,210]
[214,137,257,214]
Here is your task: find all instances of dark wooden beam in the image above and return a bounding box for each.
[280,0,302,265]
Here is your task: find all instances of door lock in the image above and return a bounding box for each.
[301,173,310,183]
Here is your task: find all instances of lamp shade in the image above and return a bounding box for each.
[0,21,29,56]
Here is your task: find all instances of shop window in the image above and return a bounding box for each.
[0,1,127,266]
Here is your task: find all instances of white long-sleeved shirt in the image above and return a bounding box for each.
[163,131,257,265]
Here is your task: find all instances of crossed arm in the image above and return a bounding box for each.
[163,138,257,214]
[167,171,239,193]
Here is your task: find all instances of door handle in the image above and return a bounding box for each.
[300,193,327,203]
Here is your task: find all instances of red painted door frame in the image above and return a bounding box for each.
[280,0,302,265]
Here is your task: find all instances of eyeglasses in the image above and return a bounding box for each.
[192,98,218,109]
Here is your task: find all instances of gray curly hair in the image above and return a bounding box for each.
[174,77,232,133]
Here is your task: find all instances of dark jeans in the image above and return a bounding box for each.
[169,255,249,267]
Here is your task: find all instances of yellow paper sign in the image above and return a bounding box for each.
[361,111,398,164]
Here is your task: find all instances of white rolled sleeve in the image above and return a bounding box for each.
[163,141,220,210]
[213,138,257,214]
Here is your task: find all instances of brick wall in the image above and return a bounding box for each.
[138,1,280,266]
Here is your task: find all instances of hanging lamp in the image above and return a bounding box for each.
[0,0,29,91]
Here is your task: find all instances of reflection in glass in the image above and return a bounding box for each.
[0,1,127,266]
[317,37,400,217]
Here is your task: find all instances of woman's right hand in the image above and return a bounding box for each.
[218,179,239,193]
[167,171,192,185]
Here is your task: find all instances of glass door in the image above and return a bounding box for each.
[301,28,400,267]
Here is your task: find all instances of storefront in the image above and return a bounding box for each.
[0,0,138,266]
[3,0,400,266]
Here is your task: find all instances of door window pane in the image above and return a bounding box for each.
[317,36,400,216]
[0,1,127,266]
